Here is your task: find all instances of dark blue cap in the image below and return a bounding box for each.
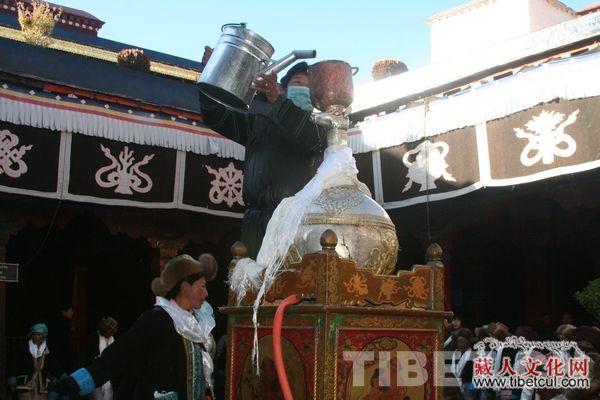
[280,62,309,88]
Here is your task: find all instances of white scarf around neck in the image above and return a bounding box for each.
[155,297,212,345]
[28,339,47,359]
[155,296,215,394]
[98,334,114,354]
[451,348,472,378]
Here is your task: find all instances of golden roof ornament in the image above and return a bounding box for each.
[17,1,62,47]
[371,59,408,81]
[117,48,151,72]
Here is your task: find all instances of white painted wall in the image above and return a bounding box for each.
[428,0,576,63]
[528,0,576,31]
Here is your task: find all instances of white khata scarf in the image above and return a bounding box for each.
[98,334,114,354]
[451,348,472,390]
[155,297,215,392]
[95,334,115,400]
[229,144,368,367]
[28,340,47,359]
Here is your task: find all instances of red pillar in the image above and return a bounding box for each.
[72,266,88,362]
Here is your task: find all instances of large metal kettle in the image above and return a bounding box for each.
[198,23,316,110]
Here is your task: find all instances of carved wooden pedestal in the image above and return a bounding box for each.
[221,231,450,400]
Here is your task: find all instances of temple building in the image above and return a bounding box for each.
[348,0,600,328]
[0,0,599,396]
[0,0,244,392]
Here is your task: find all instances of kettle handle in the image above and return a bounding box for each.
[260,50,317,77]
[221,22,247,31]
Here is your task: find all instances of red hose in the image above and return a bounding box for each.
[273,294,301,400]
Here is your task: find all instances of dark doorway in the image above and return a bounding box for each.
[6,212,156,371]
[391,170,600,332]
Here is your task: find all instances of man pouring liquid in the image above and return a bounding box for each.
[199,47,327,258]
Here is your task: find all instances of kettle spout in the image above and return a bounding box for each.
[261,50,316,76]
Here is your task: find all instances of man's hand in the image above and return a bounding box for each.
[251,72,281,103]
[202,46,213,65]
[48,375,79,396]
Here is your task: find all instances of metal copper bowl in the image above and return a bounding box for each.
[308,60,354,111]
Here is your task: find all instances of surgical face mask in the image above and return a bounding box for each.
[286,86,313,112]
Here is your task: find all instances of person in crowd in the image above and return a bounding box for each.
[213,333,228,400]
[444,315,464,351]
[8,323,62,400]
[451,329,474,398]
[538,314,554,341]
[452,316,463,331]
[48,304,74,376]
[488,322,517,400]
[561,312,574,326]
[198,47,328,258]
[474,325,491,343]
[514,325,538,341]
[556,324,576,341]
[513,326,540,400]
[51,254,216,399]
[569,326,600,356]
[196,253,218,360]
[489,322,516,365]
[443,318,454,349]
[562,326,600,399]
[474,325,496,400]
[84,317,119,400]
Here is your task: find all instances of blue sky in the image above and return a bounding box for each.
[55,0,593,84]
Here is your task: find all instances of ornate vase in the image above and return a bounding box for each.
[290,61,399,275]
[292,184,399,275]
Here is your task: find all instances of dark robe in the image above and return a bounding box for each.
[83,332,121,396]
[496,346,519,398]
[83,333,102,366]
[213,335,227,400]
[9,340,62,391]
[82,307,206,400]
[199,92,327,258]
[48,314,73,374]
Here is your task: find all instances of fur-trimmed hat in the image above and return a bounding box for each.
[490,322,511,340]
[198,253,218,282]
[98,317,118,334]
[151,254,205,297]
[280,62,309,89]
[570,326,600,353]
